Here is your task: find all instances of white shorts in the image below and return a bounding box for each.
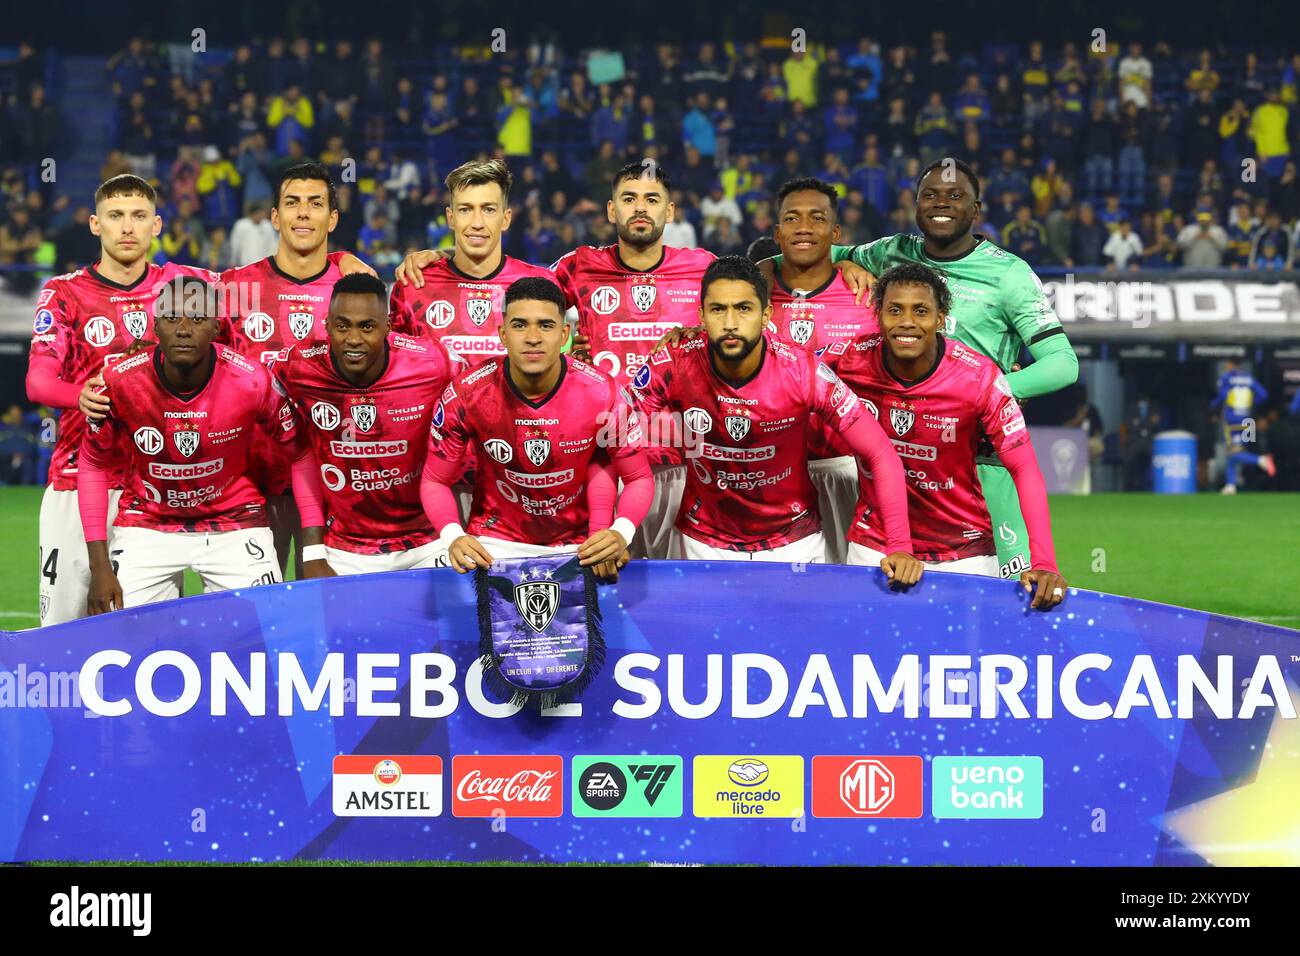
[679,530,826,564]
[846,542,1000,577]
[324,540,451,575]
[39,486,122,627]
[112,525,282,608]
[807,455,858,565]
[476,536,579,565]
[628,463,686,560]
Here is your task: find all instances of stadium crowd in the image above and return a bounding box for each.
[2,33,1300,282]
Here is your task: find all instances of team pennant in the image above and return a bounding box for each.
[475,554,604,709]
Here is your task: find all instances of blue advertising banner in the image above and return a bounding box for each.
[1,563,1297,866]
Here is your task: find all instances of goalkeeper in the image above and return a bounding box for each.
[771,158,1077,577]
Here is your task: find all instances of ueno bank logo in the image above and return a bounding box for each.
[931,756,1043,819]
[812,756,923,819]
[452,755,563,817]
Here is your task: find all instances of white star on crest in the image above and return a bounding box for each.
[519,570,531,582]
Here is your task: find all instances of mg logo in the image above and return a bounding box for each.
[589,286,621,315]
[840,759,895,815]
[133,426,163,456]
[425,300,455,329]
[84,315,115,348]
[243,312,274,342]
[311,401,341,430]
[811,756,922,819]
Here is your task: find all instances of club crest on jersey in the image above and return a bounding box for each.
[288,311,314,341]
[630,283,657,313]
[890,408,915,436]
[725,415,751,442]
[466,295,493,327]
[484,438,513,464]
[172,427,200,458]
[349,402,377,433]
[311,401,341,430]
[425,300,455,329]
[524,438,551,467]
[788,319,815,346]
[122,310,150,340]
[590,286,621,315]
[514,573,560,633]
[84,316,115,348]
[133,426,163,456]
[243,312,274,342]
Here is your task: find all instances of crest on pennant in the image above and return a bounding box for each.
[288,311,314,341]
[524,437,551,467]
[725,415,751,441]
[631,284,657,313]
[890,407,915,436]
[350,402,377,432]
[123,310,150,340]
[514,570,561,633]
[172,428,200,458]
[466,297,493,327]
[788,319,814,346]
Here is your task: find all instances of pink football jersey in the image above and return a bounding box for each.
[823,335,1032,561]
[424,356,642,546]
[768,271,878,352]
[551,244,715,384]
[632,336,864,551]
[387,255,554,364]
[220,253,347,494]
[29,261,220,489]
[273,334,455,554]
[84,345,299,533]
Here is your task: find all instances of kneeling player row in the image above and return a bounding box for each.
[76,258,1066,614]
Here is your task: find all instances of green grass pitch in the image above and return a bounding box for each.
[0,487,1295,631]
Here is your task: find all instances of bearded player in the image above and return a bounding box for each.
[771,159,1079,579]
[420,276,653,574]
[26,173,222,625]
[275,273,460,575]
[823,263,1066,609]
[78,277,320,611]
[631,255,920,582]
[80,162,373,580]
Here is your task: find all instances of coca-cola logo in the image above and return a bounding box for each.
[456,769,556,803]
[451,756,563,818]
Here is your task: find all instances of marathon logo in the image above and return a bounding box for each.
[504,468,574,489]
[607,321,681,342]
[443,336,507,357]
[891,440,938,462]
[699,443,776,463]
[147,459,224,481]
[330,440,408,458]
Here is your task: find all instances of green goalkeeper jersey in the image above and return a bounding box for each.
[830,235,1068,377]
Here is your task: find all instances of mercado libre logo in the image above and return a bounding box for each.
[451,755,564,818]
[331,755,443,817]
[571,756,683,818]
[693,756,804,818]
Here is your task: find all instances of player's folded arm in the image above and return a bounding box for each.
[837,413,915,555]
[1006,331,1079,400]
[25,351,85,409]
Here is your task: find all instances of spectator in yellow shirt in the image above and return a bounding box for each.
[1184,49,1220,98]
[1249,89,1290,176]
[783,50,820,108]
